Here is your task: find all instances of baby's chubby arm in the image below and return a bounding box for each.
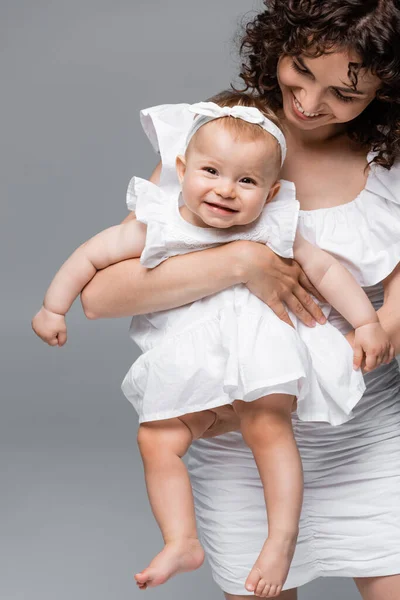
[32,219,147,346]
[293,233,395,371]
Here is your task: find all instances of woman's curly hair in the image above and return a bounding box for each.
[240,0,400,168]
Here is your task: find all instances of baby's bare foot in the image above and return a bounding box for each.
[134,538,204,590]
[245,537,296,598]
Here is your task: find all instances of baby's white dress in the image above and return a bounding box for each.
[121,105,365,427]
[127,103,400,594]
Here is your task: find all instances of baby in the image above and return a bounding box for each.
[32,91,394,598]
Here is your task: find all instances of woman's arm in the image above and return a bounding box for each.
[81,239,327,326]
[378,263,400,355]
[80,164,326,326]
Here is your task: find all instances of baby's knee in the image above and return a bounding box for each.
[234,397,295,446]
[137,423,161,458]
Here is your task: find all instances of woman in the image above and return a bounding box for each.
[81,1,400,598]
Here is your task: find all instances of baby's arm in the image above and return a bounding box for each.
[32,219,147,346]
[294,233,395,370]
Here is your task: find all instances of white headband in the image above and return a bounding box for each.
[186,101,287,166]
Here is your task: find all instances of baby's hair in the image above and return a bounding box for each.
[188,89,283,172]
[207,89,282,142]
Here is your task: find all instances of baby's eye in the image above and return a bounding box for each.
[203,167,218,175]
[240,177,256,185]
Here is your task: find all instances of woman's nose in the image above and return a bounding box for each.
[298,87,324,114]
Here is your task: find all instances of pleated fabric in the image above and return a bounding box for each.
[188,286,400,594]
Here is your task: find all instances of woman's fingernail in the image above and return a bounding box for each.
[319,316,326,324]
[310,319,317,327]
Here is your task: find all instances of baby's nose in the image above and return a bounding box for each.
[215,180,236,198]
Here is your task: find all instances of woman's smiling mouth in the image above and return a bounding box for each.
[292,93,324,120]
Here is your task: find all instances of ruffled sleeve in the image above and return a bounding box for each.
[140,103,195,195]
[126,176,170,268]
[358,158,400,284]
[264,180,300,258]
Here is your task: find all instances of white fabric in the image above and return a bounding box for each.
[297,151,400,287]
[140,105,400,286]
[122,172,365,426]
[189,285,400,594]
[130,102,400,592]
[186,101,287,165]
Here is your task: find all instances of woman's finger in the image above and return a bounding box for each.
[283,292,317,327]
[293,285,326,324]
[267,297,294,327]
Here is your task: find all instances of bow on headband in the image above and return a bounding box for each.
[186,101,287,165]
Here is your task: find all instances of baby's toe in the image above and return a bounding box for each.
[245,567,261,593]
[267,584,279,597]
[255,579,269,597]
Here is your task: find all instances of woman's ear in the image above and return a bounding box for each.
[265,181,281,204]
[176,155,187,184]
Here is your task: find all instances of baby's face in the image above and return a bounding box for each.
[176,120,281,229]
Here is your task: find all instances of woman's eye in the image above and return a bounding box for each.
[291,60,309,76]
[241,177,256,185]
[203,167,218,175]
[332,89,355,103]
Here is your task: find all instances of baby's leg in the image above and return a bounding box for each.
[233,395,302,599]
[135,411,215,589]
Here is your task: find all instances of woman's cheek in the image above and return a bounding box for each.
[336,103,366,123]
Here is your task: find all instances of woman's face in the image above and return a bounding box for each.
[277,49,381,131]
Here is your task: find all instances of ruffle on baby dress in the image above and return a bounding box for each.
[126,176,299,266]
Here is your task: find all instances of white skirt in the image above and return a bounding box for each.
[123,286,365,426]
[188,360,400,594]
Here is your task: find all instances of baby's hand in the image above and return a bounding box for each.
[31,306,68,347]
[353,322,395,372]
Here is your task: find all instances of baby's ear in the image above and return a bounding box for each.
[266,180,281,204]
[176,155,187,184]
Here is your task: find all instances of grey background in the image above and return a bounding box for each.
[2,1,361,599]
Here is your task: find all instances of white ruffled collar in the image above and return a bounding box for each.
[295,151,400,217]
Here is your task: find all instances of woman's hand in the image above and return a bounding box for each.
[238,241,327,328]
